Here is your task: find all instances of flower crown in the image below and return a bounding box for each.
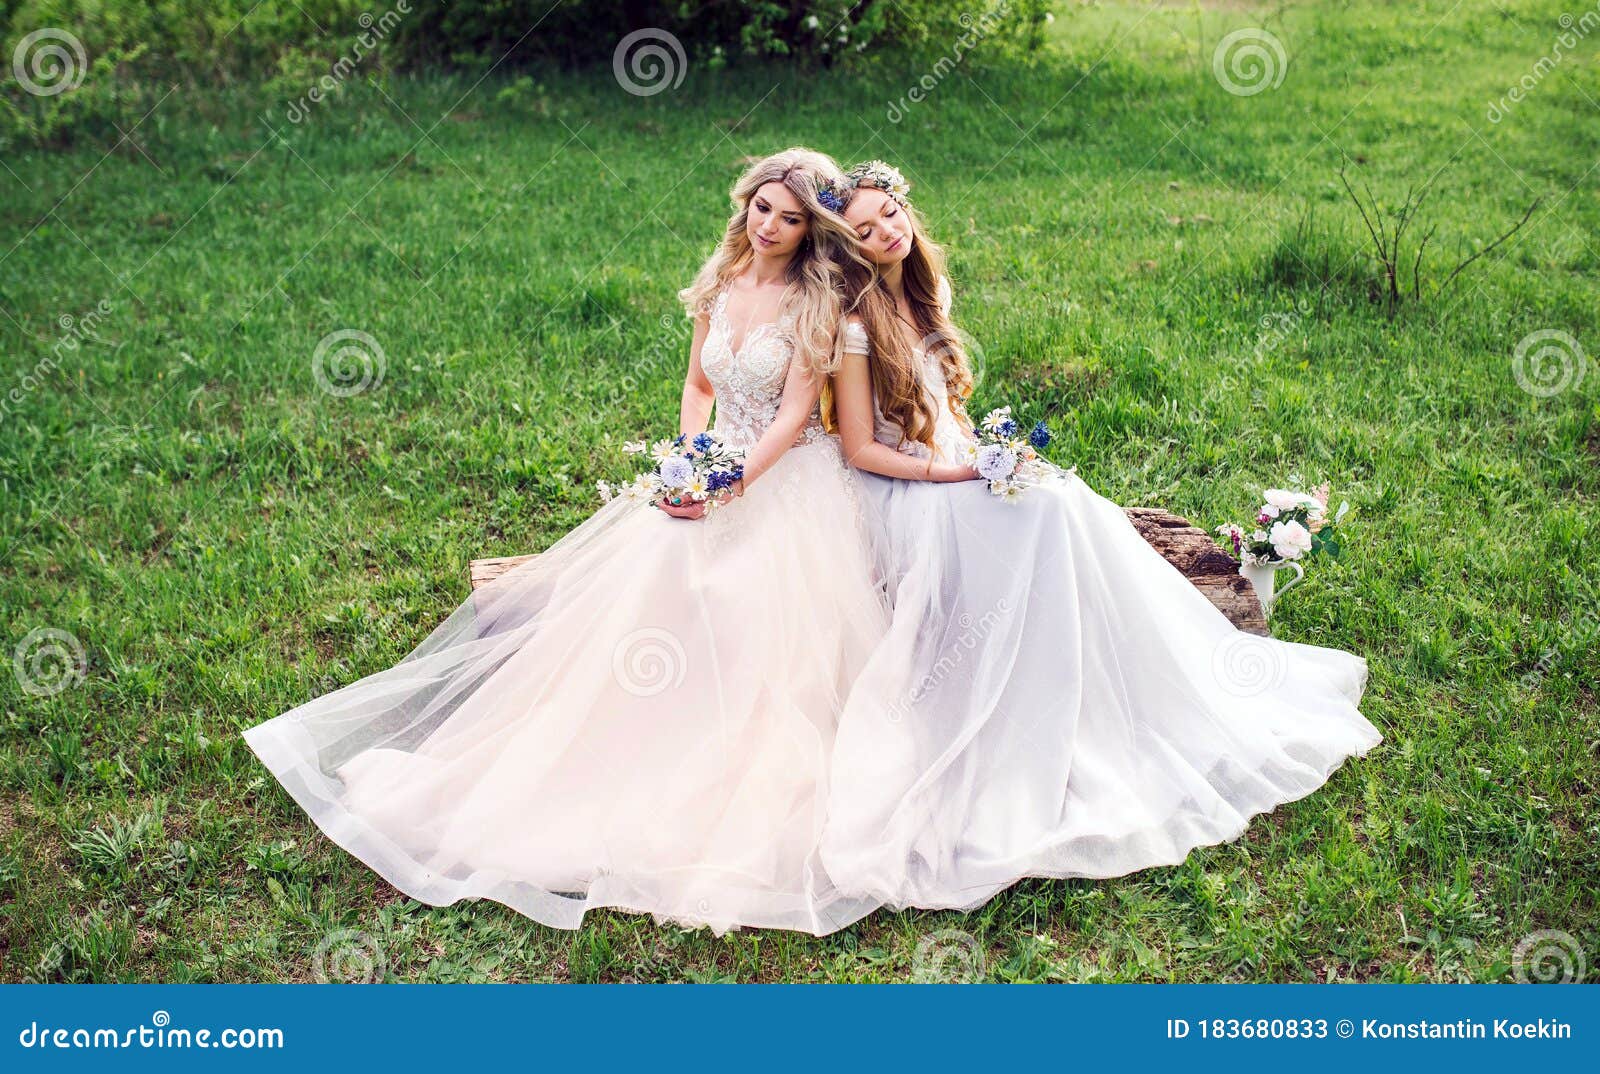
[816,159,911,214]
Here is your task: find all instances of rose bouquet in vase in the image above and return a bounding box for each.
[1214,481,1350,616]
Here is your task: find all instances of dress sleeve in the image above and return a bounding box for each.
[937,274,953,317]
[842,317,870,356]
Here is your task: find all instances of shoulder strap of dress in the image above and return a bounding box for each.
[842,318,869,356]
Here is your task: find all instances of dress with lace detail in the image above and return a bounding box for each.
[240,283,900,941]
[701,284,830,450]
[698,284,861,545]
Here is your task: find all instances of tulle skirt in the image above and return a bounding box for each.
[821,465,1384,910]
[243,437,891,936]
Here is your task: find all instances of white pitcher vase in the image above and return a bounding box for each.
[1239,557,1304,619]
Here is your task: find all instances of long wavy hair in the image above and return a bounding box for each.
[827,187,975,452]
[678,147,862,381]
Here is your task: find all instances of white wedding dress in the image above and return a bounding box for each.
[819,298,1384,910]
[243,283,891,936]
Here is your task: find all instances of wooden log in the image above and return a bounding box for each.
[469,553,538,593]
[1121,507,1268,636]
[469,506,1269,636]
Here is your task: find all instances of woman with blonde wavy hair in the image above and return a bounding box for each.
[242,147,894,938]
[677,147,864,443]
[818,160,1383,915]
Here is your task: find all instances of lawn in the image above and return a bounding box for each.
[1,0,1596,982]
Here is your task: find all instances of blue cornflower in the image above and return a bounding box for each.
[998,418,1018,438]
[692,432,715,452]
[1029,420,1052,450]
[672,433,687,447]
[818,188,846,213]
[706,470,731,493]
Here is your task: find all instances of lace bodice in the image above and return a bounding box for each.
[700,285,828,449]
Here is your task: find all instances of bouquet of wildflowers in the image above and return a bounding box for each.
[597,431,746,514]
[1214,481,1350,566]
[961,406,1069,502]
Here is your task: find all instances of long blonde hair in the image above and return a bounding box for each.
[678,147,862,380]
[828,189,975,451]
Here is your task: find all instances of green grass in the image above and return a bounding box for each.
[2,0,1597,982]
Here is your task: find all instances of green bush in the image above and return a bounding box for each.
[387,0,1050,70]
[1,0,1054,148]
[1,0,373,148]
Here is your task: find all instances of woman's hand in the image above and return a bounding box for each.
[657,496,708,520]
[931,462,982,482]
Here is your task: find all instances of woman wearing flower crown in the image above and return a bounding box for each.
[817,160,1384,910]
[242,148,893,937]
